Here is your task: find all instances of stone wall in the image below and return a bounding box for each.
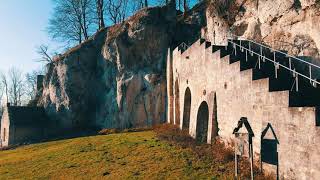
[168,39,320,179]
[0,108,10,147]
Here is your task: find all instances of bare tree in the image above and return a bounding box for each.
[0,72,9,104]
[0,74,4,107]
[25,69,44,101]
[48,0,95,45]
[8,68,25,106]
[96,0,105,29]
[130,0,144,13]
[183,0,188,12]
[36,44,54,63]
[106,0,128,24]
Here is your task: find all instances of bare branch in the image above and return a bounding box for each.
[36,44,53,63]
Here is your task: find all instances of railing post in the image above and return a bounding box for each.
[230,35,320,90]
[313,79,317,88]
[246,49,248,62]
[296,75,299,92]
[249,42,253,56]
[309,65,312,84]
[275,63,278,78]
[289,57,292,70]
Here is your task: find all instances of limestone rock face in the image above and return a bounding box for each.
[205,0,320,60]
[39,6,175,129]
[38,1,320,130]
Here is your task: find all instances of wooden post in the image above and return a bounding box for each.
[250,142,254,180]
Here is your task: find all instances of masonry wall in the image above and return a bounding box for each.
[168,40,320,179]
[12,126,45,145]
[0,108,10,147]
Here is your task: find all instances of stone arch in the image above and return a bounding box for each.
[196,101,209,143]
[174,79,180,125]
[211,93,219,139]
[182,87,191,129]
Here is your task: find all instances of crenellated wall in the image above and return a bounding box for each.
[167,39,320,179]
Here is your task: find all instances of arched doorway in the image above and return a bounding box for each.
[212,93,219,139]
[174,79,180,125]
[182,87,191,129]
[196,101,209,143]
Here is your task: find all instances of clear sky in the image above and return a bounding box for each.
[0,0,198,74]
[0,0,56,74]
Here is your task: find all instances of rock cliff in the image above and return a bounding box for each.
[203,0,320,60]
[38,5,203,129]
[38,0,320,130]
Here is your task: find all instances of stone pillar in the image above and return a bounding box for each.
[36,75,44,92]
[167,48,174,124]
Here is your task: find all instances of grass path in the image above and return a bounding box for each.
[0,131,227,180]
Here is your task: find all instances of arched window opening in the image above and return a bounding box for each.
[196,101,209,143]
[182,87,191,129]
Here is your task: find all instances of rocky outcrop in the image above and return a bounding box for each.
[38,6,179,129]
[38,0,320,130]
[203,0,320,61]
[96,7,180,129]
[39,29,107,128]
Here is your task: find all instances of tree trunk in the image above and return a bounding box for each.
[183,0,188,13]
[81,0,89,40]
[79,27,82,44]
[145,0,148,7]
[97,0,105,29]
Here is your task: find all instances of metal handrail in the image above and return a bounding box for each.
[176,31,320,90]
[228,40,320,90]
[229,35,320,70]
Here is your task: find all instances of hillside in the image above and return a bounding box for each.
[0,127,269,179]
[0,130,220,179]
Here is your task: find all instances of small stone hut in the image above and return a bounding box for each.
[0,104,48,147]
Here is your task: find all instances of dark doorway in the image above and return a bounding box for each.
[261,123,279,179]
[211,93,219,139]
[182,87,191,129]
[196,101,209,143]
[174,80,180,125]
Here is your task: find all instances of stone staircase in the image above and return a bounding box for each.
[180,37,320,108]
[172,37,320,179]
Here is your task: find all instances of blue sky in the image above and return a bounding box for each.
[0,0,198,74]
[0,0,56,74]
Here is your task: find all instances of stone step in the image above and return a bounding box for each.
[212,44,231,58]
[199,38,320,108]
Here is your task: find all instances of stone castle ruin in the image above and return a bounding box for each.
[167,35,320,179]
[0,105,49,147]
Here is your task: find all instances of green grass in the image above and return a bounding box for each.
[0,131,230,180]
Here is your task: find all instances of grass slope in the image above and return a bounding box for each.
[0,131,225,179]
